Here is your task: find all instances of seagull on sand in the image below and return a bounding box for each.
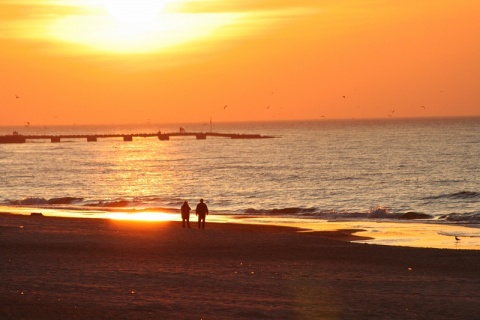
[455,236,461,241]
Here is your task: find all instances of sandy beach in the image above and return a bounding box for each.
[1,213,480,320]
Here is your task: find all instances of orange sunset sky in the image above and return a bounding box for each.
[1,0,479,126]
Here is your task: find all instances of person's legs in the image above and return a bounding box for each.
[186,217,191,228]
[198,215,205,229]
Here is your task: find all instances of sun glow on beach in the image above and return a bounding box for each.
[109,211,174,222]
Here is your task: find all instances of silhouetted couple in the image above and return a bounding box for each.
[180,199,209,229]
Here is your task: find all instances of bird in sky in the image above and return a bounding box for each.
[15,94,19,99]
[223,105,228,109]
[419,105,426,109]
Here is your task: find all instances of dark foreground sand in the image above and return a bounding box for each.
[1,213,479,320]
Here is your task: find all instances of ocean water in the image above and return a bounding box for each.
[1,117,480,225]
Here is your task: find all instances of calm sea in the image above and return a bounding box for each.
[1,118,479,224]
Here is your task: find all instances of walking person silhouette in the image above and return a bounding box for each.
[195,199,209,229]
[180,201,191,228]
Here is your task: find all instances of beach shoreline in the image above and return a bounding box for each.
[2,206,480,250]
[1,212,480,319]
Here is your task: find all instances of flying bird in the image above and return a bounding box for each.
[223,105,228,109]
[419,105,426,109]
[15,94,19,99]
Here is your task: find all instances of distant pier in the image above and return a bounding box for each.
[0,131,275,144]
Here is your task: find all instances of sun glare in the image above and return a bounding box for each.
[110,211,174,222]
[44,0,246,55]
[99,0,169,24]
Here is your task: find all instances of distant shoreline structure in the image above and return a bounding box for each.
[0,130,277,144]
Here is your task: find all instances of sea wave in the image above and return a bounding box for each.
[1,196,182,214]
[421,191,480,200]
[89,200,132,207]
[6,197,84,205]
[245,207,318,215]
[3,197,479,223]
[441,212,480,222]
[245,206,434,220]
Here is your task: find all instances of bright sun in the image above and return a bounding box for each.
[47,0,245,55]
[100,0,170,24]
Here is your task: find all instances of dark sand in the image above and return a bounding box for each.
[1,213,479,319]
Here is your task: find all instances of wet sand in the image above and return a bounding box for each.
[1,213,479,319]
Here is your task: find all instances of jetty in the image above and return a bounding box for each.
[0,130,275,144]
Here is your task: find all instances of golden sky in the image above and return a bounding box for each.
[1,0,479,125]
